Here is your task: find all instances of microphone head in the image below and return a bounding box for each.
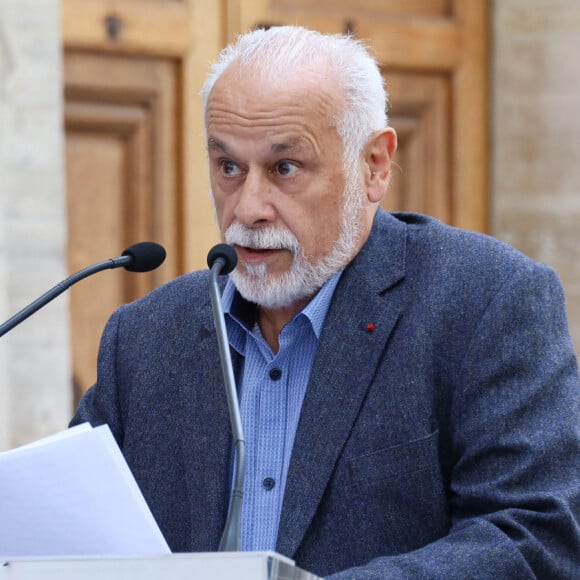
[122,242,166,272]
[207,244,238,275]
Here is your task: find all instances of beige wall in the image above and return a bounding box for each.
[493,0,580,354]
[0,0,72,450]
[0,1,579,447]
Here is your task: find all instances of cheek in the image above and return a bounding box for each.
[211,190,234,231]
[320,213,344,249]
[321,190,346,231]
[297,203,344,257]
[289,181,345,252]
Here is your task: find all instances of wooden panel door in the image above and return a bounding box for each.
[61,0,225,400]
[64,51,180,399]
[226,0,489,232]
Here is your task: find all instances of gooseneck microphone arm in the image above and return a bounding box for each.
[207,243,245,553]
[0,242,166,338]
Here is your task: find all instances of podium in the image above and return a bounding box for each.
[0,551,321,579]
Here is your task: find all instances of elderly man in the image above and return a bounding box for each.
[72,26,580,578]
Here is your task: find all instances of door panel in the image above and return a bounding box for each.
[272,0,452,18]
[65,132,127,400]
[62,0,191,56]
[63,50,182,399]
[385,72,451,222]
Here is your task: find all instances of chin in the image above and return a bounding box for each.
[231,262,331,310]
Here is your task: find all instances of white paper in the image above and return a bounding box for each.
[0,423,171,558]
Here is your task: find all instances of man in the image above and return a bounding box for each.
[72,26,580,578]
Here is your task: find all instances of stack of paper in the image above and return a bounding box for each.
[0,423,171,557]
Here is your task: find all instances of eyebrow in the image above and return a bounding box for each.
[207,138,228,153]
[270,139,304,154]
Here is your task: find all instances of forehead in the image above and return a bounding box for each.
[205,62,343,142]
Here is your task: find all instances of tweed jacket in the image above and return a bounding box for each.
[71,210,580,578]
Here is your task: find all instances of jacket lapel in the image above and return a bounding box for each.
[179,283,239,551]
[276,211,408,557]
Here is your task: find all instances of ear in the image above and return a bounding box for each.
[363,128,397,204]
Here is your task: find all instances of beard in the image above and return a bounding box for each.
[224,164,364,309]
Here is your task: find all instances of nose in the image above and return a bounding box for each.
[233,168,276,227]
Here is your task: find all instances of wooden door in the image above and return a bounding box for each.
[61,0,489,400]
[61,0,224,400]
[227,0,489,232]
[64,51,180,400]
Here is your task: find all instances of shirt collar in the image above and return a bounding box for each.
[222,270,343,351]
[299,270,342,339]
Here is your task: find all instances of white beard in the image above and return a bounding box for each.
[225,165,364,309]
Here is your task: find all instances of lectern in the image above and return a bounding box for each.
[0,551,321,580]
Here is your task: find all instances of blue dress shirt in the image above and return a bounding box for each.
[223,271,342,551]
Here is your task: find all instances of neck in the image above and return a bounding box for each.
[257,299,309,353]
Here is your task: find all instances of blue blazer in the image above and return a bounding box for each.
[72,211,580,578]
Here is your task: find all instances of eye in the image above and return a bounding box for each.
[273,161,300,178]
[218,159,242,177]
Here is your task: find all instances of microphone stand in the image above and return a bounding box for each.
[0,256,131,338]
[208,248,246,552]
[0,242,165,338]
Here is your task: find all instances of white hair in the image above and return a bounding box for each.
[200,26,388,166]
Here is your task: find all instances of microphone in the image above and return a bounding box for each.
[122,241,167,272]
[0,242,166,337]
[207,243,245,552]
[207,244,238,276]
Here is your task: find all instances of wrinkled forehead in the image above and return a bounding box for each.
[206,59,345,126]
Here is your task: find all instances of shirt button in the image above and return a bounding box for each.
[269,368,282,381]
[262,477,276,491]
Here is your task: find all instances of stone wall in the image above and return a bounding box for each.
[493,0,580,354]
[0,0,71,450]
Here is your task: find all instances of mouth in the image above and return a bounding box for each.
[234,245,285,264]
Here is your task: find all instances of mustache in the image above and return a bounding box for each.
[225,223,300,255]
